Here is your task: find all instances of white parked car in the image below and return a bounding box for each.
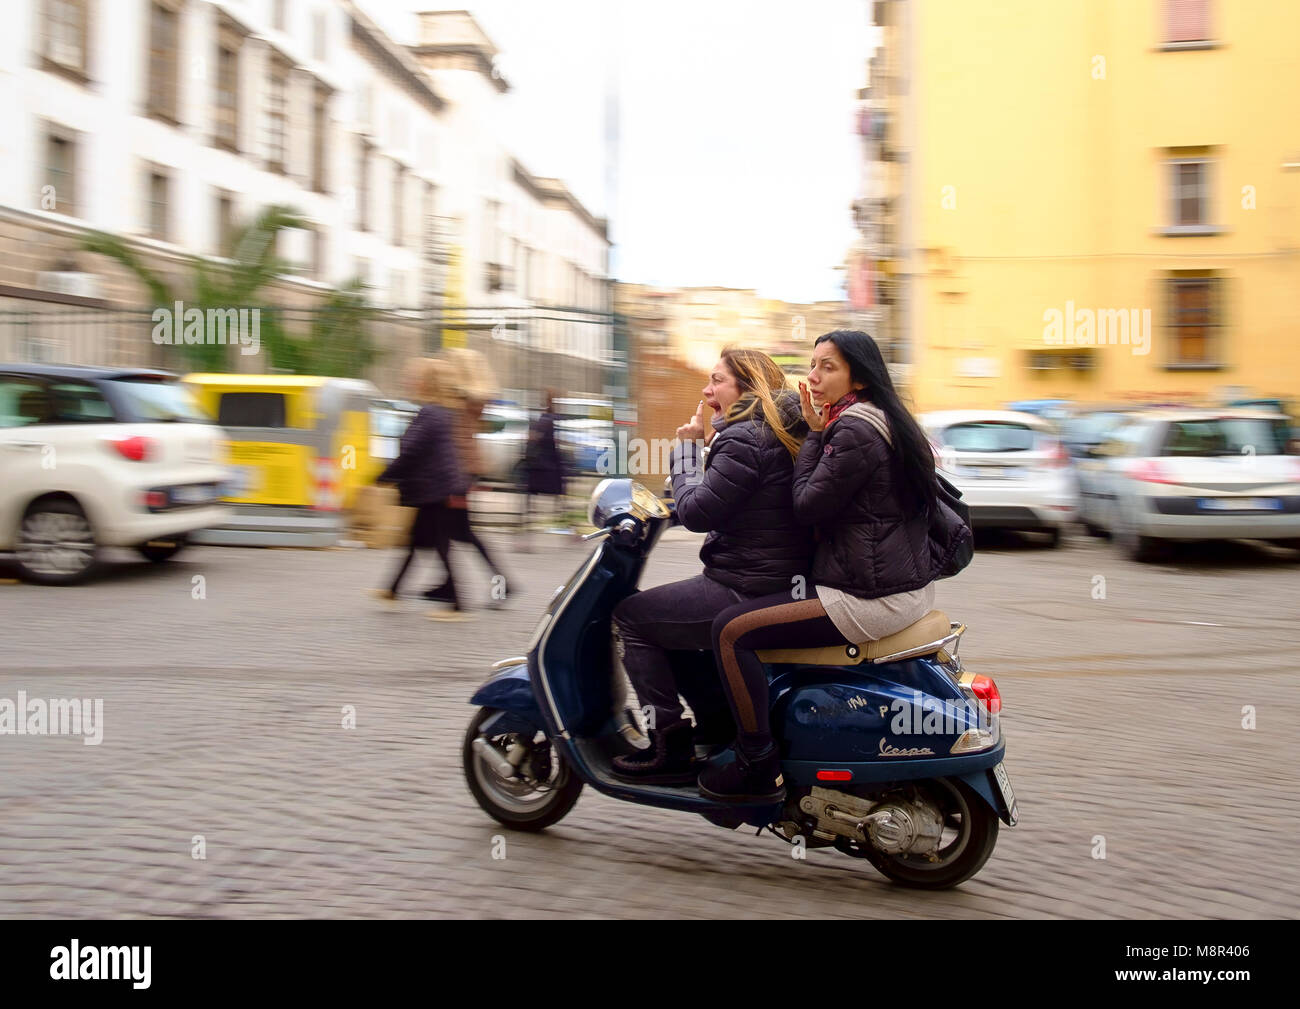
[919,409,1077,547]
[1074,408,1300,561]
[0,365,230,584]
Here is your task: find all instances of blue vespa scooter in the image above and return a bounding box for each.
[463,479,1018,889]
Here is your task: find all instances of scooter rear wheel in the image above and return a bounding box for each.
[463,707,584,831]
[838,777,999,890]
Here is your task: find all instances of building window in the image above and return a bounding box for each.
[266,57,290,173]
[215,189,234,256]
[356,137,370,231]
[1163,0,1211,45]
[274,0,288,32]
[1168,159,1211,228]
[391,163,404,246]
[146,1,180,122]
[43,0,89,78]
[1165,275,1223,368]
[312,228,325,281]
[147,168,170,241]
[214,39,240,151]
[311,84,329,192]
[44,127,78,217]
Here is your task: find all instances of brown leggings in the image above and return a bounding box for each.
[710,593,848,753]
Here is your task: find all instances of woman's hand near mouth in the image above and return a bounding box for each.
[799,382,825,432]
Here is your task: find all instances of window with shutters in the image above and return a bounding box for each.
[146,167,170,241]
[266,57,290,174]
[311,83,329,192]
[1162,0,1213,47]
[42,0,90,81]
[392,163,404,246]
[215,189,235,256]
[44,126,79,218]
[1165,275,1224,369]
[146,1,180,123]
[357,137,371,231]
[213,30,241,152]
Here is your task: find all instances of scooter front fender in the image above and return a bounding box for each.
[470,663,545,736]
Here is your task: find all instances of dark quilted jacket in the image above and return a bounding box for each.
[670,392,813,597]
[378,403,468,506]
[792,405,934,598]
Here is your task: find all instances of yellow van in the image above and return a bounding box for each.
[183,374,382,546]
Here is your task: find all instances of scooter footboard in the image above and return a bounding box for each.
[470,664,545,736]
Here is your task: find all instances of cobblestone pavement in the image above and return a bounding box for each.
[1,528,1298,918]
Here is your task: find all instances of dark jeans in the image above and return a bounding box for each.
[710,593,848,754]
[388,502,459,608]
[612,574,746,730]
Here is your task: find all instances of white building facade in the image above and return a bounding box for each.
[0,0,611,394]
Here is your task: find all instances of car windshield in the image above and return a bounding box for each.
[1161,418,1292,457]
[108,378,210,422]
[941,421,1038,453]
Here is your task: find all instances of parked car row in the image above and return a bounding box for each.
[928,403,1300,560]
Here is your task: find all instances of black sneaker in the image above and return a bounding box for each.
[422,583,455,602]
[697,743,785,804]
[611,719,695,784]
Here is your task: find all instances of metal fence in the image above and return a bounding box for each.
[0,301,625,400]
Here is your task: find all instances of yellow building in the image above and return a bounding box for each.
[873,0,1300,412]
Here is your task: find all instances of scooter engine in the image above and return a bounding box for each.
[797,787,945,857]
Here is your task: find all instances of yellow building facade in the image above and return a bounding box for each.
[879,0,1300,412]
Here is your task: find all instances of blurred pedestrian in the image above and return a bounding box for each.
[521,388,566,551]
[426,347,510,605]
[370,357,473,621]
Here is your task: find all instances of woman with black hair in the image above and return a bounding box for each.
[698,330,942,803]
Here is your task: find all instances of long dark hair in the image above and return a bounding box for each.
[814,330,936,511]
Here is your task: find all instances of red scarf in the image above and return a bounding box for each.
[825,391,860,429]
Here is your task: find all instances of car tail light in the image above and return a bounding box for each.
[969,675,1002,714]
[1126,458,1175,485]
[140,490,167,509]
[1047,440,1070,467]
[107,435,158,462]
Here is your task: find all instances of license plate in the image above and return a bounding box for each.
[172,484,217,505]
[1198,497,1282,511]
[991,761,1019,825]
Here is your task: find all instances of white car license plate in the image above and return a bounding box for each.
[991,761,1018,824]
[1198,497,1282,511]
[173,484,217,505]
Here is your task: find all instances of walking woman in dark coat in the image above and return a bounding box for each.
[371,357,473,621]
[522,389,566,547]
[610,349,813,783]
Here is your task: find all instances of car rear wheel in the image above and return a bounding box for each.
[137,535,188,563]
[14,498,98,585]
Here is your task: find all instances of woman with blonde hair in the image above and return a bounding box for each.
[611,347,813,783]
[372,356,472,620]
[424,347,510,604]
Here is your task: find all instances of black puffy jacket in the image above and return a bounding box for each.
[670,391,813,597]
[378,403,469,507]
[792,404,934,598]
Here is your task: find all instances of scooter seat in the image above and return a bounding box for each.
[756,609,953,666]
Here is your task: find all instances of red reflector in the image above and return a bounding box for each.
[970,675,1002,714]
[142,491,167,509]
[108,435,156,462]
[816,770,853,781]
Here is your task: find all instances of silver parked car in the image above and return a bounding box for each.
[1075,408,1300,561]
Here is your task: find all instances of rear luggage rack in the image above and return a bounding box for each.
[873,621,966,665]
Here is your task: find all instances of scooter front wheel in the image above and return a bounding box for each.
[462,707,584,831]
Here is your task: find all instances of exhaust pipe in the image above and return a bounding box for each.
[472,737,516,779]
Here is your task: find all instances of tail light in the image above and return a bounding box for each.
[1126,458,1176,485]
[1041,438,1070,467]
[969,675,1002,714]
[106,435,158,462]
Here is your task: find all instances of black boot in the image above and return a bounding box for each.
[697,742,785,803]
[611,719,695,784]
[423,582,454,602]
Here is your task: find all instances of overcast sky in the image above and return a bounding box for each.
[363,1,874,303]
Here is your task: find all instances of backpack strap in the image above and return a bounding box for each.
[842,401,893,447]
